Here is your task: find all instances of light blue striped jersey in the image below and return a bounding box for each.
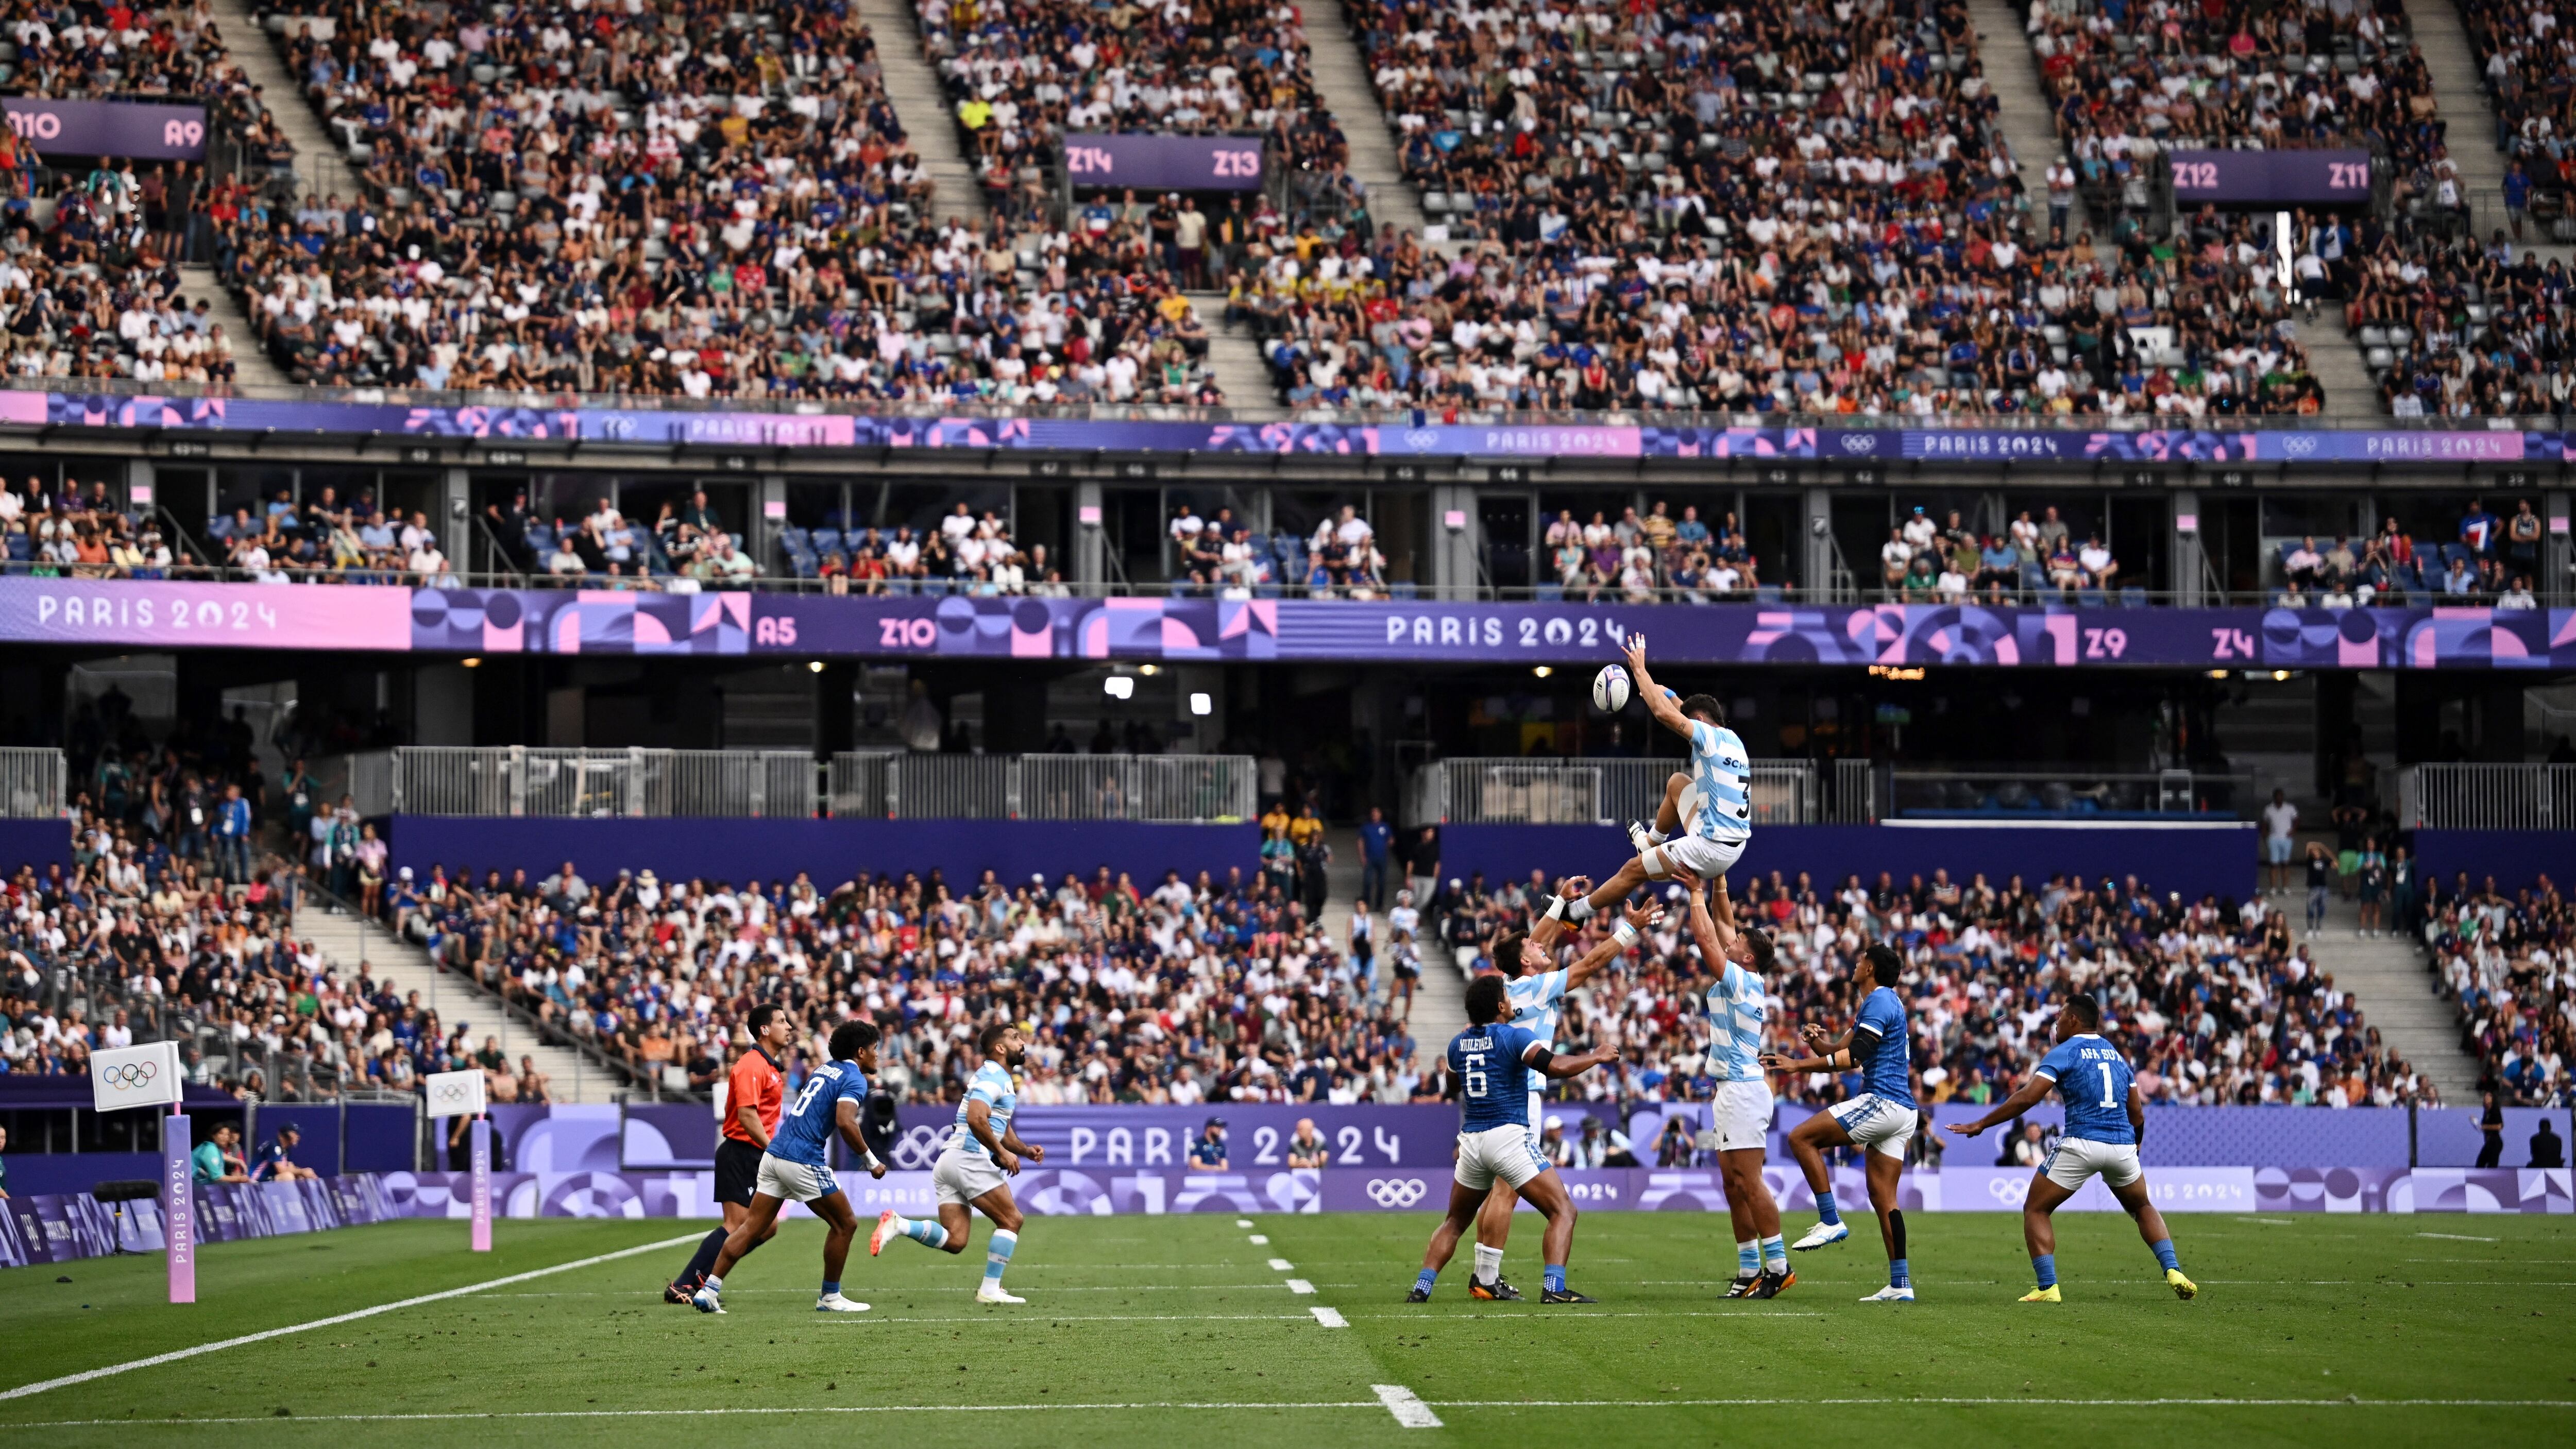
[1504,967,1569,1048]
[1701,960,1767,1081]
[946,1061,1019,1156]
[1686,720,1754,844]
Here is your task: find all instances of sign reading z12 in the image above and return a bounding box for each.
[2166,150,2369,205]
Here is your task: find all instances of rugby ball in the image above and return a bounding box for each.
[1591,663,1632,713]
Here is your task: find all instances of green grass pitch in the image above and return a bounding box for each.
[1,1209,2571,1445]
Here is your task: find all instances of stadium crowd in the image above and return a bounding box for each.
[216,0,1226,401]
[2421,870,2572,1106]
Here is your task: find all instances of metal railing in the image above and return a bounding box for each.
[0,746,65,817]
[1888,769,2258,820]
[2399,763,2576,830]
[828,753,1256,822]
[1410,757,1825,826]
[379,746,818,818]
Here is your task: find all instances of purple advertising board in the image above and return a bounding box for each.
[1,384,2557,463]
[6,577,2571,672]
[2166,148,2371,206]
[2,97,207,161]
[1064,132,1264,192]
[890,1103,1470,1171]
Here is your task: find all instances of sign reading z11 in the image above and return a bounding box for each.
[2166,150,2369,205]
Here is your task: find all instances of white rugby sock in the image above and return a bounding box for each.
[1472,1242,1503,1284]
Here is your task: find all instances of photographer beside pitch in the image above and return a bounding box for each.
[1944,993,2199,1303]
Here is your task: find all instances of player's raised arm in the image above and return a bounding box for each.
[1565,897,1663,989]
[1943,1061,2058,1138]
[1762,1018,1866,1075]
[834,1096,887,1178]
[1622,633,1691,741]
[1672,870,1733,970]
[1533,872,1595,948]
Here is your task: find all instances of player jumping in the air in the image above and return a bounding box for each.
[1763,942,1919,1302]
[870,1020,1042,1304]
[1469,887,1666,1299]
[691,1019,889,1316]
[1671,870,1791,1298]
[666,1002,791,1304]
[1409,973,1618,1305]
[1560,633,1754,926]
[1943,993,2199,1303]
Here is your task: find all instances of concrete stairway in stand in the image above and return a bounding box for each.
[1299,0,1432,243]
[2299,893,2484,1103]
[1316,830,1465,1064]
[1188,292,1280,414]
[2303,303,2384,413]
[291,901,614,1103]
[1975,0,2078,234]
[208,0,362,202]
[2415,6,2571,263]
[181,264,287,388]
[853,0,988,226]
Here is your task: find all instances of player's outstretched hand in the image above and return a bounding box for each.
[1558,874,1593,900]
[1622,632,1647,675]
[1668,867,1703,895]
[1022,1143,1045,1164]
[1943,1121,1986,1138]
[1622,899,1664,931]
[996,1148,1021,1175]
[1757,1052,1790,1072]
[1800,1023,1831,1047]
[868,1158,888,1179]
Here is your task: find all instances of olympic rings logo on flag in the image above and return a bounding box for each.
[1987,1175,2032,1207]
[103,1060,160,1089]
[1365,1177,1429,1208]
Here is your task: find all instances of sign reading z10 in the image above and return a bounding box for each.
[2166,149,2370,205]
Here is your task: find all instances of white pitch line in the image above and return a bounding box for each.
[1310,1306,1349,1328]
[1235,1219,1255,1228]
[1372,1385,1444,1428]
[12,1396,2574,1428]
[825,1314,1310,1325]
[1247,1234,1270,1245]
[1285,1278,1316,1295]
[0,1232,702,1403]
[2416,1232,2500,1242]
[1267,1258,1295,1271]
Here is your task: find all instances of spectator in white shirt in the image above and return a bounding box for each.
[2077,536,2117,587]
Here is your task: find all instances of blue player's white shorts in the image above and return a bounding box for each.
[2042,1137,2143,1192]
[1827,1093,1918,1159]
[1643,833,1747,880]
[1454,1125,1548,1192]
[933,1148,1012,1207]
[1712,1080,1773,1153]
[755,1155,840,1203]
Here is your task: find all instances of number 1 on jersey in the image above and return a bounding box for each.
[2097,1061,2117,1108]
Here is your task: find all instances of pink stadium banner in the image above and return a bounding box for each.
[0,578,415,649]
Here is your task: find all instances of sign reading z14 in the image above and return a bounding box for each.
[2166,149,2369,205]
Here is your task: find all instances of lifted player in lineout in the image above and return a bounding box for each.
[1944,993,2199,1303]
[1469,885,1666,1297]
[1565,632,1755,925]
[692,1019,889,1315]
[871,1020,1042,1304]
[1764,942,1920,1302]
[1410,971,1618,1305]
[1671,870,1792,1298]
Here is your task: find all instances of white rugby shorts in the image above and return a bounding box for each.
[932,1148,1013,1207]
[1454,1124,1548,1192]
[1826,1093,1918,1159]
[754,1155,840,1203]
[1711,1080,1775,1153]
[2042,1136,2144,1191]
[1645,833,1747,880]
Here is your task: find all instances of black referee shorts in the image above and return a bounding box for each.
[713,1138,765,1207]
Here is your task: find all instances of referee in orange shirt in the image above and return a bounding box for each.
[667,1003,793,1303]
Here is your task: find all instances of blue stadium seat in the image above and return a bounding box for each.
[886,577,915,596]
[1534,581,1564,602]
[2075,586,2107,608]
[811,529,841,555]
[2119,587,2147,608]
[1754,584,1783,604]
[780,525,809,552]
[205,515,232,540]
[1389,581,1417,600]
